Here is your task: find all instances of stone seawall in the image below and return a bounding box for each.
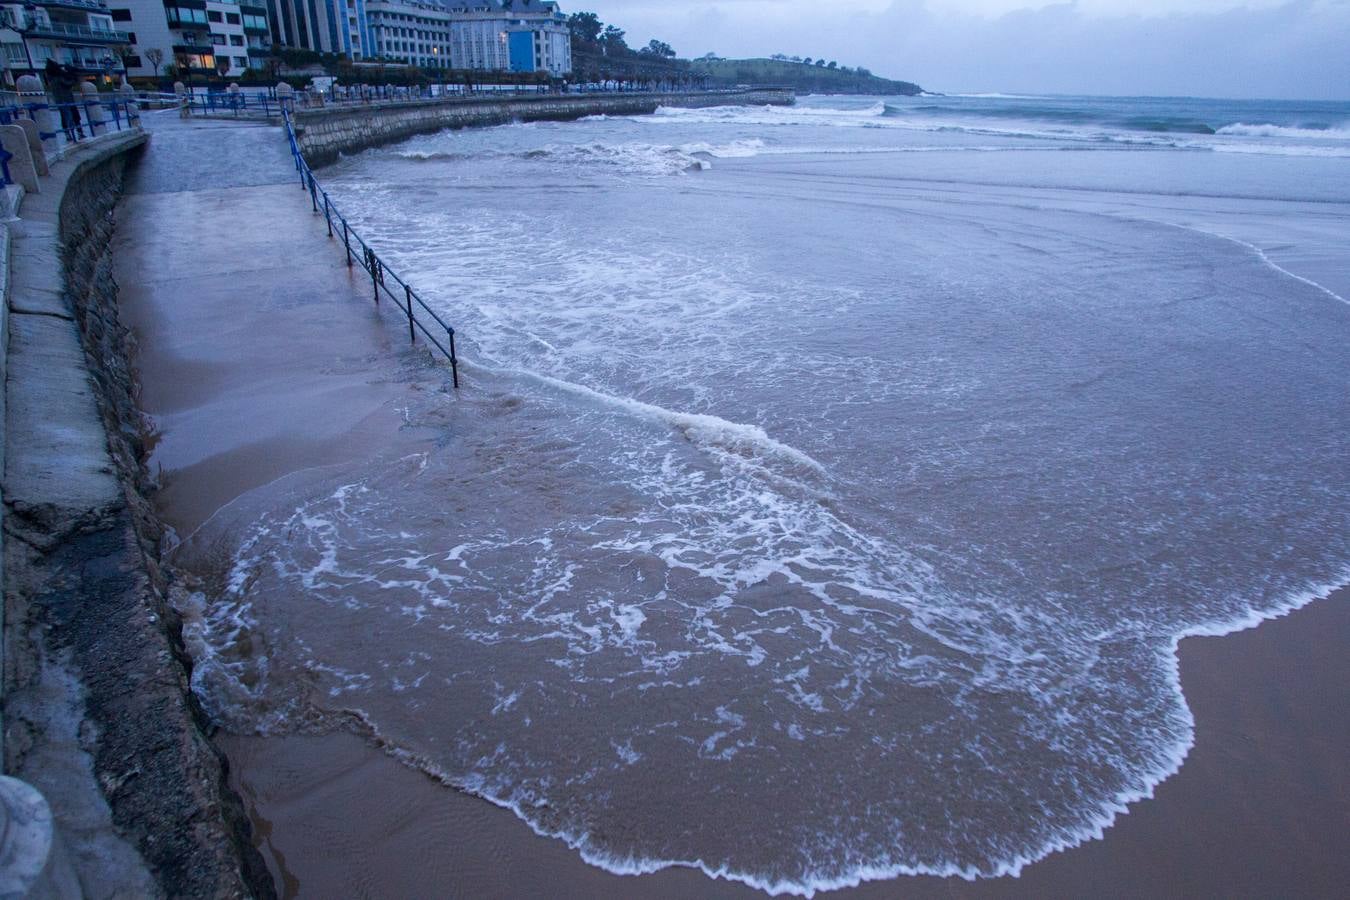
[2,134,273,896]
[294,88,793,166]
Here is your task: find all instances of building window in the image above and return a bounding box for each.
[210,33,226,45]
[226,12,239,24]
[111,8,132,21]
[234,56,246,67]
[229,34,243,45]
[124,54,142,67]
[208,10,222,22]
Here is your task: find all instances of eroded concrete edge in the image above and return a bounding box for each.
[2,131,274,898]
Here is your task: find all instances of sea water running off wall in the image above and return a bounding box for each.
[175,94,1350,894]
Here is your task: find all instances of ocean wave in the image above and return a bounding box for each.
[1217,121,1350,139]
[397,141,718,175]
[465,358,826,473]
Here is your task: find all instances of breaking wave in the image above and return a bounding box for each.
[1216,121,1350,139]
[395,138,770,175]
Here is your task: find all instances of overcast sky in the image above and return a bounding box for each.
[579,1,1350,99]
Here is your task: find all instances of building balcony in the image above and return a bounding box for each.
[243,23,267,34]
[246,45,270,57]
[26,22,130,44]
[30,0,115,13]
[68,58,125,73]
[240,3,266,14]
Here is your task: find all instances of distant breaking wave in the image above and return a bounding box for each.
[1217,121,1350,139]
[394,138,771,175]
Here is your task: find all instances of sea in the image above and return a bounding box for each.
[182,94,1350,894]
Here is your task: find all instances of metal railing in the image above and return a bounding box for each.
[280,104,460,387]
[24,22,130,42]
[185,89,280,117]
[0,94,142,181]
[165,82,788,120]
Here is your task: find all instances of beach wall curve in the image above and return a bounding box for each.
[292,88,794,167]
[1,131,275,897]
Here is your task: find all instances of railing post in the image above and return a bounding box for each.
[448,329,459,388]
[308,170,317,211]
[405,285,415,344]
[367,249,380,304]
[324,193,332,237]
[343,220,352,266]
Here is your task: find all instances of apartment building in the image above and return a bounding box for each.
[0,0,129,84]
[109,0,271,79]
[364,0,570,75]
[268,0,366,58]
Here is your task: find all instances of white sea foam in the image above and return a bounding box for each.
[463,358,826,473]
[1217,121,1350,139]
[213,105,1350,895]
[1164,222,1350,307]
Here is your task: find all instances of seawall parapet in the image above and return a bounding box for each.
[293,88,793,166]
[1,130,273,896]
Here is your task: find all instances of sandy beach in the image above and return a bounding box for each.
[217,586,1349,898]
[114,117,1349,898]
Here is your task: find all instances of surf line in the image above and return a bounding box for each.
[1162,221,1350,307]
[459,357,827,473]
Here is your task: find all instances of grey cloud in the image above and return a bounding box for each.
[583,0,1350,98]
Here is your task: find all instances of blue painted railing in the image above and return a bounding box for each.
[0,96,141,184]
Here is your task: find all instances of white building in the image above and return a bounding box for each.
[0,0,129,85]
[109,0,272,80]
[364,0,569,75]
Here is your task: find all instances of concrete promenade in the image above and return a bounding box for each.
[115,115,449,538]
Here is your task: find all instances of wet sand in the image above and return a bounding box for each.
[119,121,1348,897]
[220,587,1348,899]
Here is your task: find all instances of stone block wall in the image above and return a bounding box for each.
[294,89,793,166]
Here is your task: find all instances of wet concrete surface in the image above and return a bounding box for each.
[117,113,449,537]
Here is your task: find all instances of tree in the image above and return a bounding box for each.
[567,12,602,45]
[803,57,813,65]
[771,53,787,60]
[145,47,165,77]
[827,60,838,69]
[600,25,627,56]
[639,39,675,59]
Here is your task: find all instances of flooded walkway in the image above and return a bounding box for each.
[116,113,450,536]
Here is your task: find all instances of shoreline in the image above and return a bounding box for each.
[115,117,1350,896]
[219,583,1350,897]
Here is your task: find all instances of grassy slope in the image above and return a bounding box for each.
[691,58,923,95]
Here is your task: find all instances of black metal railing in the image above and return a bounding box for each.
[281,105,460,388]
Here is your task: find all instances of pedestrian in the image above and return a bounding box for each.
[44,59,85,141]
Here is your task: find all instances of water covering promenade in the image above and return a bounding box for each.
[115,112,459,534]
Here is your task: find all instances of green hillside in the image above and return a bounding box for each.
[691,58,923,96]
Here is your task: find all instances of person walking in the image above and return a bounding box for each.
[44,59,85,141]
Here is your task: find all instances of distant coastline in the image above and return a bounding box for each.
[692,57,923,96]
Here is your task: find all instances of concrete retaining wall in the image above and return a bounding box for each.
[293,88,793,166]
[2,132,273,897]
